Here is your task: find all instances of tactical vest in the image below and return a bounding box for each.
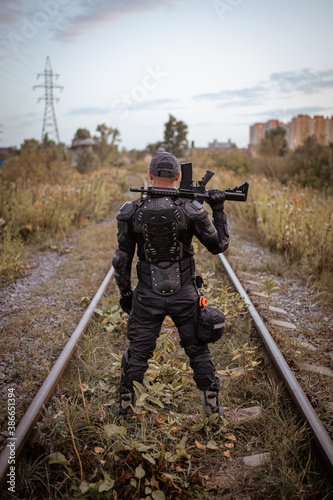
[134,196,194,295]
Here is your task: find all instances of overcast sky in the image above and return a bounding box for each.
[1,0,332,150]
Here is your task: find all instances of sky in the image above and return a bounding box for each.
[0,0,333,150]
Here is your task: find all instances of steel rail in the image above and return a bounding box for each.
[0,266,115,491]
[219,253,333,475]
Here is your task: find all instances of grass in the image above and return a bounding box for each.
[0,220,119,427]
[0,153,131,286]
[10,248,332,500]
[1,150,332,497]
[2,148,332,301]
[188,149,333,305]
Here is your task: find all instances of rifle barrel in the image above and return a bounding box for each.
[130,185,248,202]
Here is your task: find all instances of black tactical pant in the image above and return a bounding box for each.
[119,278,219,394]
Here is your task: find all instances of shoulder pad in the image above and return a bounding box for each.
[117,201,136,220]
[184,199,205,216]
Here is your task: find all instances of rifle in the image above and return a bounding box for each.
[130,162,249,203]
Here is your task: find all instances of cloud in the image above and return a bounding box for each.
[192,122,217,128]
[68,98,181,117]
[193,68,333,110]
[53,0,186,41]
[67,106,111,115]
[110,97,184,118]
[194,85,268,109]
[251,105,331,118]
[127,98,181,111]
[0,0,186,45]
[270,68,333,94]
[0,1,23,25]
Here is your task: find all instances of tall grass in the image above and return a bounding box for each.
[245,176,333,274]
[188,150,333,299]
[0,152,130,284]
[2,146,332,297]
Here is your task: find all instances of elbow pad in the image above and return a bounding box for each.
[112,249,132,293]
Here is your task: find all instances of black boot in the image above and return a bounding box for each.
[114,392,136,419]
[199,389,224,419]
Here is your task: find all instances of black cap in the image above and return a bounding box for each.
[149,152,179,178]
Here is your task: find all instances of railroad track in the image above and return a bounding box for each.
[0,266,115,492]
[1,254,333,497]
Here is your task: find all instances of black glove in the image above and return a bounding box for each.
[208,189,225,209]
[119,291,133,314]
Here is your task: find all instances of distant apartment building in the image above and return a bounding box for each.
[250,115,333,150]
[312,115,327,145]
[285,115,310,150]
[249,123,263,145]
[249,119,283,146]
[325,117,333,144]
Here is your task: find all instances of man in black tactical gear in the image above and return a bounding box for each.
[112,151,229,418]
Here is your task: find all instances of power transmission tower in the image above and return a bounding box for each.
[34,56,63,144]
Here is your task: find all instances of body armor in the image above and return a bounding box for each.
[134,196,191,295]
[113,195,229,297]
[134,196,186,262]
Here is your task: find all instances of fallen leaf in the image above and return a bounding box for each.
[79,481,90,494]
[160,473,181,492]
[152,491,166,500]
[99,478,114,492]
[143,452,155,465]
[48,452,70,466]
[207,440,219,450]
[135,464,145,479]
[223,449,231,458]
[130,478,137,488]
[195,439,207,450]
[94,446,105,454]
[225,434,236,442]
[176,448,191,460]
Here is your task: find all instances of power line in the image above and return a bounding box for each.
[33,56,63,144]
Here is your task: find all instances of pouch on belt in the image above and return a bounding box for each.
[197,296,225,344]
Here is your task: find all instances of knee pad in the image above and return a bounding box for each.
[190,350,218,390]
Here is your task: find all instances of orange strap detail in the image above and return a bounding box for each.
[199,296,208,309]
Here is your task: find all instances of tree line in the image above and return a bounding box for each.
[257,127,333,192]
[1,115,332,193]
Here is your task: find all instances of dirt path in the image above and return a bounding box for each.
[0,221,116,450]
[0,252,70,328]
[226,228,333,437]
